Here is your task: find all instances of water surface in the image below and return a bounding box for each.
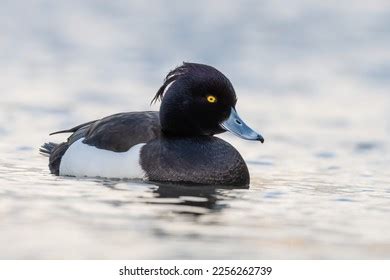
[1,0,390,259]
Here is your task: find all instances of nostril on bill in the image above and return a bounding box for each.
[235,119,242,125]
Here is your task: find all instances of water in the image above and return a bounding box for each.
[1,0,390,259]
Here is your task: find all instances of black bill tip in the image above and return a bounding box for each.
[257,135,265,143]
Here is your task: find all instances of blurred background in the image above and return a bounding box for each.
[0,0,389,259]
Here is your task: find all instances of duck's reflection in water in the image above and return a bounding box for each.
[150,183,249,216]
[98,179,248,216]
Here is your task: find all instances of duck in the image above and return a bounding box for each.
[40,63,264,186]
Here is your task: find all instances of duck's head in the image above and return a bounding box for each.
[152,62,264,142]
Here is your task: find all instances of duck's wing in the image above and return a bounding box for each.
[53,111,161,152]
[82,111,161,152]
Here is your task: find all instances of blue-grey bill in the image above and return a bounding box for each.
[221,108,264,142]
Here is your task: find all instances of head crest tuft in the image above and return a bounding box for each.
[151,62,190,104]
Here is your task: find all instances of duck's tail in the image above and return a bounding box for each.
[39,142,58,157]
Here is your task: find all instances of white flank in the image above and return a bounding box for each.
[59,138,146,179]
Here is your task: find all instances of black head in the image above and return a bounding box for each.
[152,62,264,142]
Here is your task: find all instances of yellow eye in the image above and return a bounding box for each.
[207,95,217,103]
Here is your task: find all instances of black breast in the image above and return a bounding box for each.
[140,136,250,186]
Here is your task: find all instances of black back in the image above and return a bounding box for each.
[82,111,160,152]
